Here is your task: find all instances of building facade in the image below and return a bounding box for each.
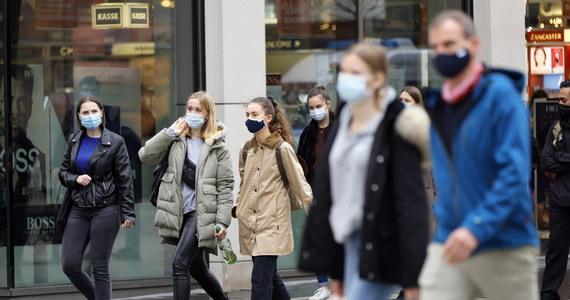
[0,0,525,297]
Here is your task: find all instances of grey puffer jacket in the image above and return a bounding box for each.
[138,121,234,252]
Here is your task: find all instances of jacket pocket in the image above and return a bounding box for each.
[158,172,175,202]
[201,185,218,213]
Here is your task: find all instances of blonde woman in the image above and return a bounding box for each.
[298,44,430,300]
[139,91,234,300]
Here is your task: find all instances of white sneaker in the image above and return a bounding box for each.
[309,286,332,300]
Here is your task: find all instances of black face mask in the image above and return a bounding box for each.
[558,103,570,119]
[432,48,471,78]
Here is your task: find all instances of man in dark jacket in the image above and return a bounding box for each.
[420,10,539,300]
[540,80,570,300]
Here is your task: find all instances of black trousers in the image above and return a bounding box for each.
[61,204,120,300]
[541,200,570,300]
[172,211,227,300]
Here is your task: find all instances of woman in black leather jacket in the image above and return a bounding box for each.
[58,95,136,300]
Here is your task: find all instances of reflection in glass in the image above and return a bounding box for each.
[3,0,177,287]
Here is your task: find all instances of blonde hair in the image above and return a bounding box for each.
[181,91,218,139]
[345,43,389,106]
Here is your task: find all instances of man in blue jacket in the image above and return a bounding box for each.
[541,80,570,300]
[419,10,539,300]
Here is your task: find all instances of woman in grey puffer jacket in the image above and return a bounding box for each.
[139,91,234,300]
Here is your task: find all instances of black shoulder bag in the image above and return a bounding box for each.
[149,144,173,207]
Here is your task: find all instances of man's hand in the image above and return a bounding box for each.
[442,227,478,264]
[403,287,419,300]
[330,279,345,297]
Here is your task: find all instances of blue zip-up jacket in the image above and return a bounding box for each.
[425,67,538,253]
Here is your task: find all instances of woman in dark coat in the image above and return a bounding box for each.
[58,95,136,300]
[298,43,430,300]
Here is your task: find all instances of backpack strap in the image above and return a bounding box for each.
[242,140,251,164]
[275,140,290,188]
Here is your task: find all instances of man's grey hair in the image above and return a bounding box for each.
[429,9,475,39]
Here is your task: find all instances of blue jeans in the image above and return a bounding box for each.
[344,232,400,299]
[61,204,121,300]
[251,256,290,300]
[316,273,329,287]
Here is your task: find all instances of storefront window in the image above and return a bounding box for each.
[1,0,183,287]
[525,0,569,251]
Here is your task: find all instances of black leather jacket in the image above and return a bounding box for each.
[59,128,136,223]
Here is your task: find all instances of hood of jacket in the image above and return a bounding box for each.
[182,120,227,147]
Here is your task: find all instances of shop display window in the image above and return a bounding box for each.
[0,0,187,287]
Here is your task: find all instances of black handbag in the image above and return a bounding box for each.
[149,144,172,207]
[55,189,73,237]
[181,157,196,190]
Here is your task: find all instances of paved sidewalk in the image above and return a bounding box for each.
[112,278,402,300]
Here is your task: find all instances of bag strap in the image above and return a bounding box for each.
[275,140,289,188]
[242,140,251,164]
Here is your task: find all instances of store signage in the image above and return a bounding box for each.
[266,39,306,49]
[526,30,564,43]
[92,3,149,29]
[92,4,123,28]
[276,0,312,35]
[126,4,149,28]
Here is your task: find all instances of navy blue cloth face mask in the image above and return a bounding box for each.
[245,118,265,133]
[432,48,471,78]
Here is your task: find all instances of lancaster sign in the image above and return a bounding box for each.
[526,30,564,43]
[92,3,149,29]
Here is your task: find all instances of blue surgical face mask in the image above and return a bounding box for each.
[432,48,471,78]
[81,114,102,130]
[309,107,327,121]
[245,118,265,133]
[336,73,371,103]
[186,113,205,129]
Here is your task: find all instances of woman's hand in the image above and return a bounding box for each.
[121,220,135,230]
[75,174,92,186]
[169,118,188,136]
[214,226,227,240]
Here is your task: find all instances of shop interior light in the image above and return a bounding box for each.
[527,26,533,32]
[161,0,174,8]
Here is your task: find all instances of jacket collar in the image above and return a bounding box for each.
[71,127,111,146]
[204,121,227,146]
[250,131,282,151]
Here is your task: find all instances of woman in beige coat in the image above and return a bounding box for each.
[139,91,233,300]
[236,97,312,300]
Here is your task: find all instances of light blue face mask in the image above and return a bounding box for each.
[81,114,102,130]
[186,113,205,129]
[336,73,371,103]
[309,107,327,121]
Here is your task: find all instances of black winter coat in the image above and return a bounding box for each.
[296,112,335,185]
[59,128,136,223]
[298,100,428,288]
[542,120,570,206]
